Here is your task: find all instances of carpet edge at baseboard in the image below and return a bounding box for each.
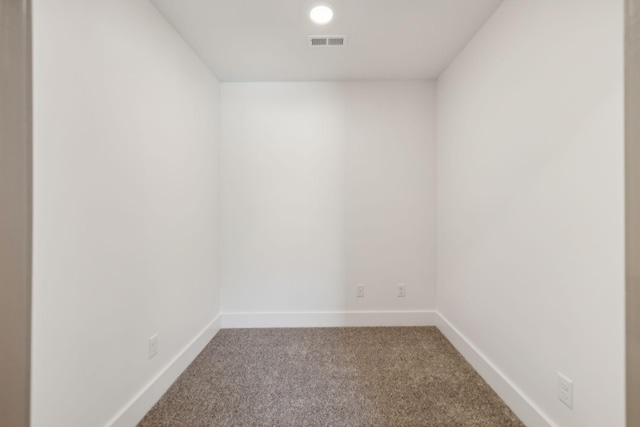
[105,311,555,427]
[106,315,222,427]
[435,312,557,427]
[220,310,439,328]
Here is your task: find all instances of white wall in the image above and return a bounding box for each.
[221,82,436,318]
[32,1,221,426]
[437,1,624,427]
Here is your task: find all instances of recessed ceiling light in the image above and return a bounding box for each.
[310,5,333,25]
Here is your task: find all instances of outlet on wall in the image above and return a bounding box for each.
[149,334,158,359]
[356,284,364,298]
[397,283,406,297]
[558,373,573,409]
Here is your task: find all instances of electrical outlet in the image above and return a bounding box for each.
[397,283,406,297]
[558,373,573,409]
[149,334,158,359]
[356,284,364,298]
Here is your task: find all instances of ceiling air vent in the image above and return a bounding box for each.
[308,35,348,47]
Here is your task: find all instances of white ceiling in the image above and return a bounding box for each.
[150,0,504,82]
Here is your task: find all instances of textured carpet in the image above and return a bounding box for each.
[138,327,524,426]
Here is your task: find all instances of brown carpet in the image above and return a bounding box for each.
[138,327,524,426]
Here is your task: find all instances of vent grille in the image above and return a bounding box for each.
[308,35,348,47]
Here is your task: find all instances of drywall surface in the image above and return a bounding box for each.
[31,1,221,426]
[627,0,640,425]
[0,1,31,426]
[221,82,436,315]
[437,1,624,426]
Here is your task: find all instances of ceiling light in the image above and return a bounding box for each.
[310,5,333,25]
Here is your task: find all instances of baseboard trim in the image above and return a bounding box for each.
[221,310,438,328]
[435,312,556,427]
[107,315,221,427]
[104,311,554,427]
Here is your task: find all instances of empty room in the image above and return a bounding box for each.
[2,0,638,426]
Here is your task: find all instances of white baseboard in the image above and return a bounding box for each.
[104,311,553,427]
[221,310,438,328]
[435,312,556,427]
[107,315,222,427]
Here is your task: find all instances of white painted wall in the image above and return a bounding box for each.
[437,1,624,427]
[31,1,221,426]
[221,82,436,316]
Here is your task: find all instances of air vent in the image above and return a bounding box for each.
[310,37,327,46]
[308,35,348,47]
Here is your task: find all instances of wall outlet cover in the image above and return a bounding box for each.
[149,334,159,359]
[558,372,573,409]
[397,283,406,297]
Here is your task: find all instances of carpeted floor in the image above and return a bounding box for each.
[138,327,524,426]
